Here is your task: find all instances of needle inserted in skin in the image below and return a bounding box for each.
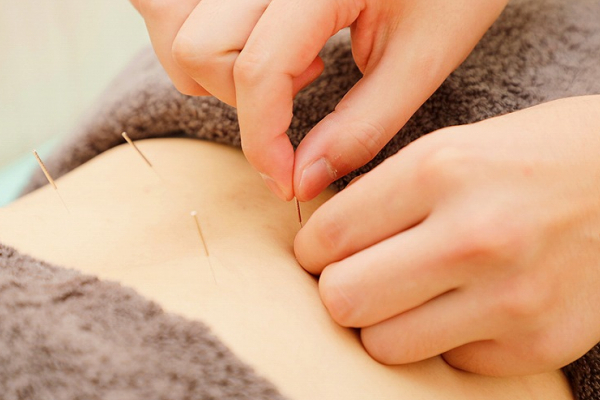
[191,211,216,283]
[32,150,69,213]
[295,197,303,228]
[191,211,209,256]
[32,150,56,189]
[122,132,153,168]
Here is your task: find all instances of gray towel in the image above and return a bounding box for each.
[0,244,286,400]
[6,0,600,398]
[22,0,600,195]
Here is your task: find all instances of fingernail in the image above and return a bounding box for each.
[299,158,337,198]
[260,173,287,201]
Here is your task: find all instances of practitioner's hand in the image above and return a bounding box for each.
[295,95,600,376]
[128,0,507,201]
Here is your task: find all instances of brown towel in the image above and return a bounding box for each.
[0,244,286,399]
[9,0,600,398]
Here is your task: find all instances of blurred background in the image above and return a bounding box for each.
[0,0,150,205]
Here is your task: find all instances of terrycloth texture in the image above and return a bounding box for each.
[565,346,600,400]
[10,0,600,398]
[22,0,600,195]
[0,244,286,400]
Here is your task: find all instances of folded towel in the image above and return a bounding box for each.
[0,244,285,399]
[22,0,600,195]
[9,0,600,398]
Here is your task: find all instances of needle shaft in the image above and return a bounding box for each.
[122,132,153,168]
[295,198,303,228]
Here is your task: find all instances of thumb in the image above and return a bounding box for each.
[292,0,507,201]
[293,45,444,201]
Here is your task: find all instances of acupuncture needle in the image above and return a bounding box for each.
[191,211,217,284]
[295,197,303,228]
[32,150,70,213]
[121,132,164,181]
[122,132,153,167]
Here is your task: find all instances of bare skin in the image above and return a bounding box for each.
[0,139,572,399]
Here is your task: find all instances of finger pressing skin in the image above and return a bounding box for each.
[442,340,548,376]
[318,221,465,328]
[443,320,589,376]
[172,0,271,106]
[293,0,508,201]
[360,289,490,366]
[234,0,361,200]
[136,0,209,96]
[294,145,434,274]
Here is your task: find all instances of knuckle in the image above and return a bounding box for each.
[496,278,551,320]
[498,295,538,322]
[319,269,358,327]
[447,212,531,264]
[415,144,475,187]
[172,35,212,72]
[234,50,269,84]
[346,120,388,162]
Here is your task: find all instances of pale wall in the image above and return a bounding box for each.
[0,0,150,167]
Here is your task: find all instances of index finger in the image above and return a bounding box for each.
[234,0,360,200]
[294,141,435,275]
[135,0,208,96]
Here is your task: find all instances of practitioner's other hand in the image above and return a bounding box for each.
[295,96,600,376]
[128,0,507,201]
